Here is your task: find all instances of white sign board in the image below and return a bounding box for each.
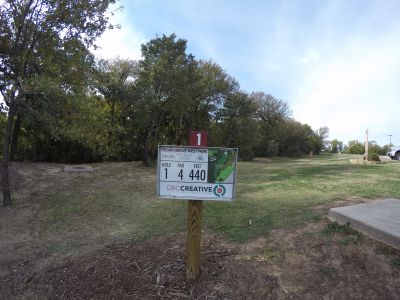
[157,146,238,201]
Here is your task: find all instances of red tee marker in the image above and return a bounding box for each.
[189,131,207,147]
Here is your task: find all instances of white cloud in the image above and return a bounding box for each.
[93,8,145,61]
[300,49,321,64]
[292,33,400,145]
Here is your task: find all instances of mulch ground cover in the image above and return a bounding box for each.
[2,234,278,299]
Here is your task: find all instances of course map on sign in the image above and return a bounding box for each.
[207,149,236,183]
[157,146,238,201]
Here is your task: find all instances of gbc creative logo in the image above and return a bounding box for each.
[213,184,226,197]
[167,184,226,197]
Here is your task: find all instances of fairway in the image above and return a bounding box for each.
[2,154,400,253]
[1,154,400,298]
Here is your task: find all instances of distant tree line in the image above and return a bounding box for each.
[327,139,390,156]
[0,1,327,204]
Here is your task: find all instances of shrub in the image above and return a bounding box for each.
[368,152,380,161]
[346,142,364,154]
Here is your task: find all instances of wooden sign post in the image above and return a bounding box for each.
[186,131,207,280]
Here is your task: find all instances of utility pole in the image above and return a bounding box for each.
[364,128,369,161]
[389,134,392,147]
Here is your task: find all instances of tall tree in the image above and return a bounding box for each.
[0,0,117,205]
[252,92,291,127]
[216,91,260,160]
[192,60,238,132]
[274,119,312,156]
[330,139,343,153]
[305,125,324,154]
[93,58,137,159]
[346,140,364,154]
[250,92,291,156]
[317,126,330,151]
[134,34,198,166]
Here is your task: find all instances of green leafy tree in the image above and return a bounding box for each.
[7,76,111,163]
[215,91,260,160]
[133,34,199,166]
[0,0,117,205]
[192,60,238,134]
[274,119,315,156]
[368,142,382,156]
[346,140,364,154]
[303,124,324,154]
[250,92,291,156]
[252,92,291,129]
[93,58,137,159]
[316,126,330,151]
[381,144,390,155]
[330,139,343,153]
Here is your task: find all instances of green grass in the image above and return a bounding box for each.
[322,221,359,235]
[257,247,285,263]
[322,221,362,245]
[391,258,400,268]
[37,154,400,243]
[319,266,339,278]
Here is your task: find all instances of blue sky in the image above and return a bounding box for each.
[96,0,400,146]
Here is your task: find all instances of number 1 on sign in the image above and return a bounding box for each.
[196,132,201,146]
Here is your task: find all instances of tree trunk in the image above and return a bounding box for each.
[143,113,156,167]
[142,130,152,167]
[110,101,115,128]
[107,100,116,146]
[32,139,36,162]
[10,113,22,161]
[2,107,16,206]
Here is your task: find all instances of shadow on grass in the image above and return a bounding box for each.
[295,164,362,177]
[203,199,321,242]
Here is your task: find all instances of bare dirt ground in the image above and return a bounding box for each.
[1,163,399,299]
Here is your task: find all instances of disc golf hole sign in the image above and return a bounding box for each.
[157,146,238,201]
[157,132,238,281]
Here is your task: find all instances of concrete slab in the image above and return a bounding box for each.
[64,165,94,173]
[328,198,400,249]
[379,155,392,161]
